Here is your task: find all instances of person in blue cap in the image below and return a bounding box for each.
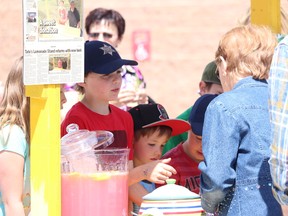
[61,41,176,211]
[85,8,153,111]
[61,40,137,157]
[158,94,218,195]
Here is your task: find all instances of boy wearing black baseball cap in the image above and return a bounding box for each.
[160,94,218,194]
[128,103,190,214]
[62,41,188,214]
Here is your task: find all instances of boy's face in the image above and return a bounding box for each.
[187,130,203,163]
[133,130,170,167]
[88,19,121,48]
[199,81,223,96]
[79,69,122,102]
[205,83,223,95]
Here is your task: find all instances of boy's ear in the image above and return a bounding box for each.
[77,82,85,87]
[199,81,207,95]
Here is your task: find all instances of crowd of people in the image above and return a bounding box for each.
[1,5,288,216]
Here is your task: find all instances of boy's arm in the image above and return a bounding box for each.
[129,182,148,206]
[128,158,176,186]
[128,159,178,206]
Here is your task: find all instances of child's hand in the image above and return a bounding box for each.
[110,89,137,107]
[118,89,137,104]
[134,88,148,105]
[144,158,177,184]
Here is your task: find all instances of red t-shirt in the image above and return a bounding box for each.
[159,143,201,194]
[61,102,134,159]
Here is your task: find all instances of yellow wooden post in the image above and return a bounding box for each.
[250,0,281,33]
[26,84,61,216]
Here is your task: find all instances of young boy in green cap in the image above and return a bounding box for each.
[162,61,223,154]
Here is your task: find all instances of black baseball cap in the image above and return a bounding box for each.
[129,104,191,136]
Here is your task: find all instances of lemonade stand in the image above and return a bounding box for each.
[23,0,280,215]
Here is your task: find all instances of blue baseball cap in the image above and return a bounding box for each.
[85,40,138,75]
[189,94,218,136]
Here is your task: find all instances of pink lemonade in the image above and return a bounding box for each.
[61,171,128,216]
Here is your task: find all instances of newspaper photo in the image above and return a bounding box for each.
[23,0,84,85]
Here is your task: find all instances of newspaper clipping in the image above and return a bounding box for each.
[23,0,84,85]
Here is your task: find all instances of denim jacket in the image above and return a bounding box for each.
[199,77,281,216]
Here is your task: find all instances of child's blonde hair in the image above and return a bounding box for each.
[0,56,30,143]
[215,24,277,80]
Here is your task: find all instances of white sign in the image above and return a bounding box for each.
[23,0,84,85]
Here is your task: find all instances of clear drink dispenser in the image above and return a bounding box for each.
[61,124,129,216]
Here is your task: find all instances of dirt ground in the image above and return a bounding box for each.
[1,0,287,117]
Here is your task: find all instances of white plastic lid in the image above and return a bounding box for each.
[143,179,200,201]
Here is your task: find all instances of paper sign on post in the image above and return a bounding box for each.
[23,0,84,85]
